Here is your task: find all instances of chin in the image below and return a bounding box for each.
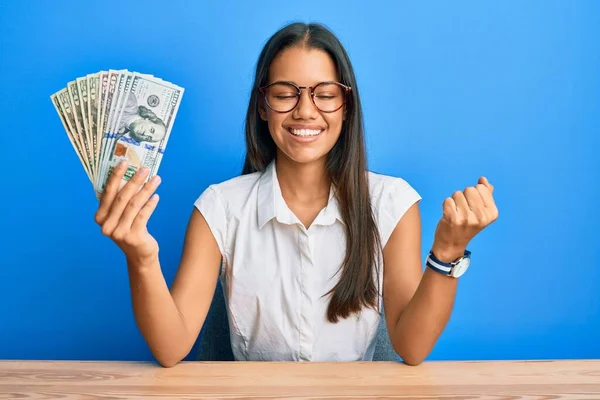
[278,148,330,166]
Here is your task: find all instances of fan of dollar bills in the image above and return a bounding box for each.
[50,70,184,199]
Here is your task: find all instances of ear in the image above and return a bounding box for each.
[258,99,268,121]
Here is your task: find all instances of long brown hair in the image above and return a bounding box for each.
[242,22,381,323]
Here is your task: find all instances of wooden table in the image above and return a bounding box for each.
[1,360,599,399]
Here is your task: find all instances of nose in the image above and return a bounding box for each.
[293,88,319,120]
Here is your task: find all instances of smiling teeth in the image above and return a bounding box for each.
[289,128,322,137]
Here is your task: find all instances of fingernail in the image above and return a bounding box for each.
[119,160,127,168]
[140,167,149,175]
[151,175,160,184]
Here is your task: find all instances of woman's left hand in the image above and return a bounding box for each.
[431,177,499,262]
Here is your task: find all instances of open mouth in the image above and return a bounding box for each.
[287,128,323,137]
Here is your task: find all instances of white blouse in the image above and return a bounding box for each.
[194,160,421,361]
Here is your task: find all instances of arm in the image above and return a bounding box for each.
[95,162,222,367]
[126,210,222,367]
[382,202,453,366]
[382,178,498,366]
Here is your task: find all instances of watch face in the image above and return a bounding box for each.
[451,258,470,278]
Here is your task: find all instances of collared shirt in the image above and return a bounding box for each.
[194,160,421,361]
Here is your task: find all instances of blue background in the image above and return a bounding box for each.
[1,0,598,362]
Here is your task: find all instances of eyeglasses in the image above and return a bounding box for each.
[259,81,351,113]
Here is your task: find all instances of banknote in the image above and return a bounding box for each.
[96,73,184,195]
[95,70,121,191]
[67,80,94,177]
[55,88,92,180]
[76,77,95,174]
[87,73,100,174]
[96,71,110,174]
[50,69,184,198]
[51,93,92,182]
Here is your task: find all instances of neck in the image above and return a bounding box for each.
[275,155,330,204]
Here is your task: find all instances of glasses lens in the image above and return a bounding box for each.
[313,83,345,112]
[263,82,346,112]
[264,83,299,112]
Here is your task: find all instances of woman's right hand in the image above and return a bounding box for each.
[94,161,162,264]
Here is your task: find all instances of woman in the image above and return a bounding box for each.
[94,22,498,367]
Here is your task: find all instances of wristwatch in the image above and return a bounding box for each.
[426,249,471,278]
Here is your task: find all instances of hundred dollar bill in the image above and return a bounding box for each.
[95,73,184,196]
[101,71,134,186]
[87,73,100,176]
[94,70,121,192]
[109,72,134,144]
[56,88,84,163]
[68,80,94,177]
[96,71,109,175]
[51,92,92,182]
[97,70,132,191]
[76,77,95,176]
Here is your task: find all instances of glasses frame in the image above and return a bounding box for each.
[258,81,352,113]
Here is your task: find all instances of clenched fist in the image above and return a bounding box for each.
[94,161,162,263]
[431,177,499,262]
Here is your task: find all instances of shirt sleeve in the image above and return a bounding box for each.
[380,178,422,249]
[194,185,228,256]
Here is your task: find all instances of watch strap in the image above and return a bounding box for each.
[426,249,471,275]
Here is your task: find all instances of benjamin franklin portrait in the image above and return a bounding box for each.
[117,91,166,143]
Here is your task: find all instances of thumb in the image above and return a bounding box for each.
[479,176,494,193]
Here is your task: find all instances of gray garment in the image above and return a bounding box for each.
[195,279,400,362]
